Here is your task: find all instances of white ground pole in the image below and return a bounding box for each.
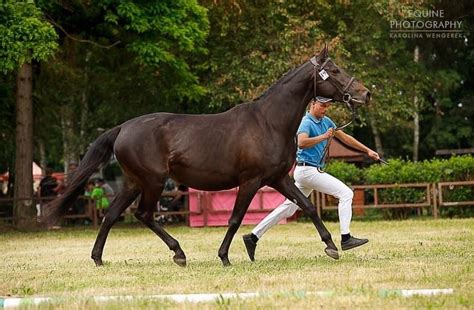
[0,289,453,308]
[378,288,454,297]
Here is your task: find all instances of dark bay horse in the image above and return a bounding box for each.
[44,46,370,267]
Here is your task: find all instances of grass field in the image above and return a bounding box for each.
[1,218,473,309]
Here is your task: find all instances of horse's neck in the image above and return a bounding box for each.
[257,64,313,136]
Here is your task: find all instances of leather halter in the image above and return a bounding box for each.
[310,56,355,104]
[309,56,356,130]
[308,56,358,169]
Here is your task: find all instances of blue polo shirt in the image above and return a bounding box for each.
[296,113,336,168]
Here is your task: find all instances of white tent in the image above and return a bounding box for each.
[0,162,45,193]
[1,162,43,179]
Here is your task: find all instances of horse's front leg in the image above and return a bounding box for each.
[218,178,261,266]
[272,175,339,260]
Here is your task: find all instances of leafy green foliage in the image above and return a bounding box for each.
[0,1,58,73]
[326,156,473,206]
[28,0,209,165]
[0,0,473,177]
[199,0,329,110]
[104,0,209,100]
[363,156,474,184]
[0,74,15,174]
[325,161,362,185]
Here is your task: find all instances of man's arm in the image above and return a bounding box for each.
[297,128,334,149]
[334,130,380,160]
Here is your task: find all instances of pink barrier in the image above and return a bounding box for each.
[188,186,287,227]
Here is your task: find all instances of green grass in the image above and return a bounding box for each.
[1,219,473,309]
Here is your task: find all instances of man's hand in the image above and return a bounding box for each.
[323,128,335,140]
[368,150,380,161]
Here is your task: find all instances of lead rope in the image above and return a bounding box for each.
[318,102,356,172]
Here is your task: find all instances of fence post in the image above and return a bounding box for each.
[312,192,321,218]
[374,187,379,207]
[432,183,438,219]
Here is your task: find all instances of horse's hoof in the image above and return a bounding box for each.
[93,257,104,267]
[324,247,340,260]
[221,257,231,267]
[173,254,187,267]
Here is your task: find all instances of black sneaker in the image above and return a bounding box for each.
[243,234,257,261]
[341,236,369,251]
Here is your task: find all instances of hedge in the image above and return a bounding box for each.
[325,155,473,185]
[325,155,474,206]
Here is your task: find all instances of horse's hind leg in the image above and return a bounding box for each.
[218,178,261,266]
[135,188,186,267]
[91,186,140,266]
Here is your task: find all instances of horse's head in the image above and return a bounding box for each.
[310,45,371,106]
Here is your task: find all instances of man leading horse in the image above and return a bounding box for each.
[44,46,372,267]
[243,95,380,262]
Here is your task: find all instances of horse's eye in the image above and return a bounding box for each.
[332,69,340,74]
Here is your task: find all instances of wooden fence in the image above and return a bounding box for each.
[314,181,474,219]
[1,181,473,226]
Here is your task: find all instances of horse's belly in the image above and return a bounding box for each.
[169,165,238,191]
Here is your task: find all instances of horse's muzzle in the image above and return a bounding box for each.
[365,91,371,103]
[356,90,371,104]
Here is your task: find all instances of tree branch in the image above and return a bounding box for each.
[46,15,121,49]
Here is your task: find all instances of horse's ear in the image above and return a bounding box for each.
[319,43,329,59]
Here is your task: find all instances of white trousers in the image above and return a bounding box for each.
[252,166,354,238]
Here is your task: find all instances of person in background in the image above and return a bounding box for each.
[84,180,95,197]
[167,183,188,223]
[37,167,58,220]
[157,178,177,224]
[38,167,58,203]
[96,178,115,200]
[66,161,78,186]
[91,179,110,212]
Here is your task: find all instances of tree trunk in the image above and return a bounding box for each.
[61,104,79,173]
[369,116,384,156]
[79,72,88,156]
[38,138,46,175]
[413,100,419,162]
[413,46,420,162]
[14,62,36,229]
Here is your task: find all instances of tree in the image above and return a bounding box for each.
[308,0,469,159]
[35,0,209,170]
[199,0,332,111]
[0,0,58,228]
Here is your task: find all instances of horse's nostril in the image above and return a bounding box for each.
[366,91,371,102]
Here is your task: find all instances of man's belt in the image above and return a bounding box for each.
[296,162,319,168]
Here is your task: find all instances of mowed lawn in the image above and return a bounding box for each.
[1,218,473,309]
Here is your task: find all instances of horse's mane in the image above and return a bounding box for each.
[252,61,309,102]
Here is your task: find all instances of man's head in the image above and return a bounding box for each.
[68,161,78,172]
[45,167,54,176]
[309,96,332,119]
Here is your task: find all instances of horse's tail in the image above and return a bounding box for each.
[43,126,122,226]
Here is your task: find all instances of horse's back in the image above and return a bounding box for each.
[113,106,263,190]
